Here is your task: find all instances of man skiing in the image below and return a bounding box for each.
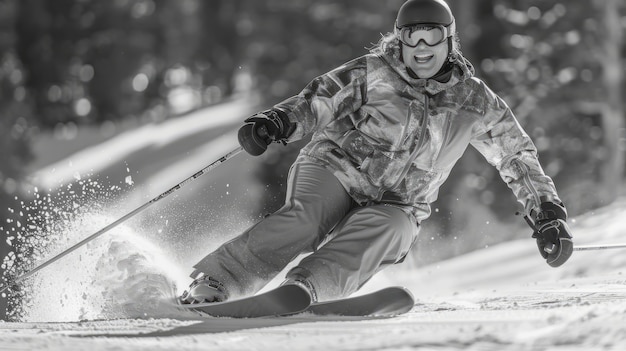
[180,0,574,305]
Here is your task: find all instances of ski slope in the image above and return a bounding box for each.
[2,100,626,350]
[1,199,625,350]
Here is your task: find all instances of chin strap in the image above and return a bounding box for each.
[447,37,455,62]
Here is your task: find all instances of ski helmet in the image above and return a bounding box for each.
[395,0,456,34]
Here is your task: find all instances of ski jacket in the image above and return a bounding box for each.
[274,41,560,223]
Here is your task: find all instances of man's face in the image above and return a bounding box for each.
[400,30,449,79]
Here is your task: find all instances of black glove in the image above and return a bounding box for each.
[238,109,294,156]
[528,201,574,267]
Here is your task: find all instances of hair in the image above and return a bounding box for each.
[369,32,402,59]
[370,30,463,62]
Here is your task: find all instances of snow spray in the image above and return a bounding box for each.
[1,173,193,322]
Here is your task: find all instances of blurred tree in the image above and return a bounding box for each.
[596,0,624,205]
[196,0,240,101]
[484,0,625,214]
[239,0,403,103]
[0,0,36,321]
[15,0,240,129]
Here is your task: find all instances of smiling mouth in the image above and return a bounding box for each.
[414,54,434,64]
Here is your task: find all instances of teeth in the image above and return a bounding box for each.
[414,54,433,63]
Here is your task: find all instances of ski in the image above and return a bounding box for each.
[306,286,415,317]
[178,285,414,318]
[178,284,311,318]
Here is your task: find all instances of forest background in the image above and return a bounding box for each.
[0,0,624,320]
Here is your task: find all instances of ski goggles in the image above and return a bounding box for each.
[395,24,452,47]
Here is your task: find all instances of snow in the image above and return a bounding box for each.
[31,101,249,191]
[3,100,626,350]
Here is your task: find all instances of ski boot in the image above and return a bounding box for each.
[281,274,318,303]
[179,274,228,304]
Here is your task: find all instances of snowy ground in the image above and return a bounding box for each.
[2,101,626,350]
[2,199,626,350]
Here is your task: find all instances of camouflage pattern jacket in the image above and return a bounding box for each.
[274,43,560,223]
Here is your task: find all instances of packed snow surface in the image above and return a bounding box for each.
[2,202,626,350]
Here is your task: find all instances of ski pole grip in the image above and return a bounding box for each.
[238,124,269,156]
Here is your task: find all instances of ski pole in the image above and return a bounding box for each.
[0,146,244,294]
[574,243,626,251]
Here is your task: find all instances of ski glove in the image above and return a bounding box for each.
[238,109,294,156]
[528,201,574,267]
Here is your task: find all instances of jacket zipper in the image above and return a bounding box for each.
[398,107,412,148]
[433,113,452,162]
[400,106,415,146]
[377,95,430,200]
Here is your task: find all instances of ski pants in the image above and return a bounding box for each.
[192,161,420,301]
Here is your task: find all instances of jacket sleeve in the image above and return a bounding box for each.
[272,56,369,143]
[468,78,561,215]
